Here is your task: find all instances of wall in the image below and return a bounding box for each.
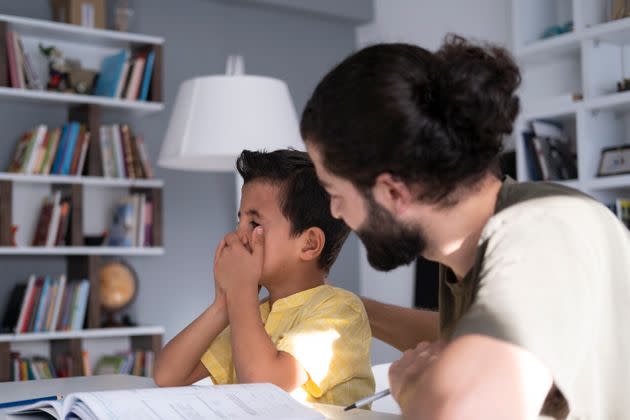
[0,0,366,345]
[356,0,512,364]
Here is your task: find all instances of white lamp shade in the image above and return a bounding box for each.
[158,75,303,172]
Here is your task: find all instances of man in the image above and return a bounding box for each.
[300,34,630,419]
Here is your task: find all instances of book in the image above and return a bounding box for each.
[0,283,26,333]
[125,55,146,100]
[6,31,19,88]
[111,124,126,178]
[139,50,155,101]
[94,50,129,97]
[114,59,131,99]
[107,197,136,247]
[9,384,324,420]
[12,32,26,89]
[15,275,36,333]
[616,198,630,229]
[7,131,33,172]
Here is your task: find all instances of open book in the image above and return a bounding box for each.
[9,383,324,420]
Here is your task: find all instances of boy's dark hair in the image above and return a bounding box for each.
[300,34,521,205]
[236,149,350,272]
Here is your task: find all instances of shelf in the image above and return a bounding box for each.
[585,91,630,113]
[0,247,165,256]
[585,17,630,45]
[521,100,580,121]
[0,87,163,114]
[0,173,163,188]
[515,32,581,65]
[586,174,630,190]
[0,13,163,48]
[0,326,165,343]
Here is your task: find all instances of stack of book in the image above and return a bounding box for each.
[107,194,154,247]
[32,191,72,247]
[94,49,155,100]
[6,123,154,179]
[99,123,154,179]
[11,275,90,333]
[9,354,57,381]
[522,120,578,181]
[94,350,154,377]
[5,31,42,90]
[8,122,90,176]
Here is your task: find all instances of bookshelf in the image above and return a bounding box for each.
[0,14,165,381]
[513,0,630,204]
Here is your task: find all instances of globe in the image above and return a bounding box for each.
[99,260,137,314]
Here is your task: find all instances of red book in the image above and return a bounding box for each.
[22,278,44,333]
[31,198,54,246]
[55,200,71,246]
[5,31,18,88]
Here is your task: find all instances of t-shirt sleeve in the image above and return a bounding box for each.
[452,210,596,402]
[276,296,371,398]
[200,326,233,384]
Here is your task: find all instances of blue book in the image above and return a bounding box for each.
[139,51,155,101]
[94,50,129,97]
[60,122,81,175]
[33,276,50,333]
[107,199,135,247]
[72,280,90,330]
[50,124,69,175]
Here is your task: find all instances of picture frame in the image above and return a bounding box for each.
[597,145,630,176]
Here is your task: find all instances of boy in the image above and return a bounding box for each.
[154,149,375,406]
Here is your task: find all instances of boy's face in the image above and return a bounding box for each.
[237,180,301,286]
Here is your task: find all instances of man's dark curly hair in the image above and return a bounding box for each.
[300,34,521,205]
[236,149,350,273]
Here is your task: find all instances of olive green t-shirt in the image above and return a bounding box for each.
[439,178,630,419]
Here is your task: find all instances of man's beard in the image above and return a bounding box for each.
[356,194,427,271]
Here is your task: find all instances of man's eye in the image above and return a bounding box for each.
[250,221,260,228]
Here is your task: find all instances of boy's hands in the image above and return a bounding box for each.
[214,226,265,297]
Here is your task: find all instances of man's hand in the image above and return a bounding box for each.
[389,340,445,405]
[214,227,265,297]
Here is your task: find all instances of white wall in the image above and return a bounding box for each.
[356,0,512,364]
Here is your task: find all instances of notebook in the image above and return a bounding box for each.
[8,383,324,420]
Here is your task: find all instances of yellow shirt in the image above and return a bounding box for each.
[200,284,375,406]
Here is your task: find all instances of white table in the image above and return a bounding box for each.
[0,375,401,419]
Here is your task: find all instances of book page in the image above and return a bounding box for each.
[65,384,323,420]
[8,399,64,418]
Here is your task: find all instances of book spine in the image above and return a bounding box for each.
[45,191,62,247]
[13,32,26,89]
[51,124,69,175]
[76,133,91,176]
[6,31,18,88]
[61,122,81,175]
[33,276,50,333]
[49,275,66,332]
[14,275,35,333]
[139,51,155,101]
[111,124,126,178]
[135,135,154,179]
[121,124,136,179]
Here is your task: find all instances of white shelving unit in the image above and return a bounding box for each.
[0,326,165,343]
[0,14,165,381]
[513,0,630,203]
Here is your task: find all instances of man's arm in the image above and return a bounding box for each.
[153,300,229,387]
[362,297,439,351]
[391,335,553,420]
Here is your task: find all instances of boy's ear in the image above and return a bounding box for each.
[299,227,326,264]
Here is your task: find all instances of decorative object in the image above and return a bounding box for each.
[114,0,134,32]
[39,44,71,92]
[68,67,97,94]
[598,145,630,176]
[50,0,107,29]
[99,259,138,327]
[158,55,303,204]
[610,0,630,20]
[540,21,573,40]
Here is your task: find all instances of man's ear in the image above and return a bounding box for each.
[299,227,326,264]
[371,173,414,215]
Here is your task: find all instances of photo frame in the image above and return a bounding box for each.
[597,145,630,176]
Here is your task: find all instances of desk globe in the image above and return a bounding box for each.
[99,260,138,327]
